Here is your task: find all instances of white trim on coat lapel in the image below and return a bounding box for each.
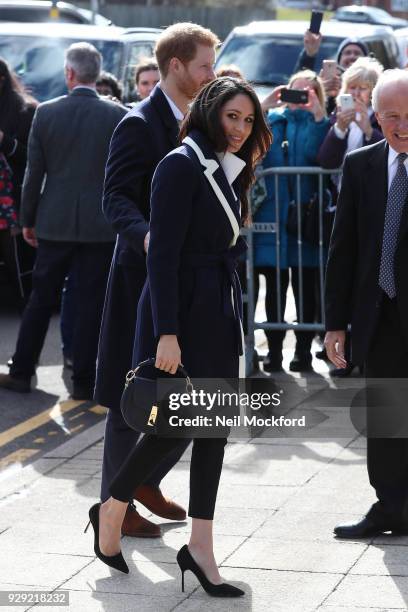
[183,136,240,246]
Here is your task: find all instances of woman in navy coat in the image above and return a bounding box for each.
[86,77,272,596]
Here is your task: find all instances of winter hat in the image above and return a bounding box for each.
[336,38,369,65]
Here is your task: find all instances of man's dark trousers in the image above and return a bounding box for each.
[99,257,188,502]
[365,292,408,520]
[10,239,113,389]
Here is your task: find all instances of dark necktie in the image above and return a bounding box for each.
[379,152,408,299]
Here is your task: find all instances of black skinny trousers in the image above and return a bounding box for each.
[109,435,227,520]
[254,266,317,355]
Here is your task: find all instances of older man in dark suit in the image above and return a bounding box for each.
[0,42,126,399]
[325,69,408,538]
[95,23,219,537]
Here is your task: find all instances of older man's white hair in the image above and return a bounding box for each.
[65,42,102,84]
[372,68,408,112]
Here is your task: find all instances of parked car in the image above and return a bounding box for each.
[0,22,162,102]
[333,5,408,30]
[0,0,111,26]
[394,26,408,67]
[215,20,400,99]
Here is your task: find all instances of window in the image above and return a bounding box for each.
[217,35,341,86]
[0,36,123,101]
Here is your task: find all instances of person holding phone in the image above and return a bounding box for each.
[318,57,384,376]
[318,57,384,197]
[254,70,329,373]
[293,12,323,75]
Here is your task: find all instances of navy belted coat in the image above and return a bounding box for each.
[133,129,246,379]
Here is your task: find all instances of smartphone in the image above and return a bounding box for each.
[280,88,309,104]
[322,59,337,79]
[309,10,323,35]
[338,94,354,111]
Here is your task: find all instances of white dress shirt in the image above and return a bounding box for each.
[159,86,184,122]
[388,145,408,190]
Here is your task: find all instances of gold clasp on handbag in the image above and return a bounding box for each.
[147,405,158,426]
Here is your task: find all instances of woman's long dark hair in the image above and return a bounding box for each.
[180,77,272,225]
[0,57,37,131]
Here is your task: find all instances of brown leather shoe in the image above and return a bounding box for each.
[134,485,187,521]
[0,373,30,393]
[121,504,161,538]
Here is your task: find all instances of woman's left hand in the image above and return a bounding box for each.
[354,100,373,140]
[304,88,325,122]
[155,335,181,374]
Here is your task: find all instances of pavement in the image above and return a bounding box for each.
[1,355,408,612]
[1,289,408,611]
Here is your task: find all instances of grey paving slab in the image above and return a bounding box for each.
[324,574,408,609]
[0,583,49,612]
[350,544,408,576]
[170,507,271,537]
[348,436,367,449]
[0,551,92,589]
[0,458,66,498]
[214,483,297,509]
[30,591,181,612]
[252,510,363,542]
[42,422,105,459]
[187,566,342,611]
[316,606,398,612]
[249,436,356,447]
[281,483,374,515]
[219,446,333,487]
[223,538,364,574]
[0,521,96,557]
[0,483,99,528]
[121,532,245,566]
[63,558,194,598]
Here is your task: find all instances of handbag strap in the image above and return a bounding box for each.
[125,358,193,390]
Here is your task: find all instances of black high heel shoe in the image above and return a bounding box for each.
[176,544,244,598]
[84,503,129,574]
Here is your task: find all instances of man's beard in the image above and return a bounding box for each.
[177,71,208,101]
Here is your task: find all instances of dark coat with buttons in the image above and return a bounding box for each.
[95,85,180,410]
[132,129,246,379]
[325,139,408,363]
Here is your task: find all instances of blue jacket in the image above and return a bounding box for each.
[253,107,329,268]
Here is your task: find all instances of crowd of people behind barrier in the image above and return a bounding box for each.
[0,22,398,380]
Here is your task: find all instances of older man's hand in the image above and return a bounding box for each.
[324,330,348,369]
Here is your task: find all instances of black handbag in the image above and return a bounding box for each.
[120,358,193,435]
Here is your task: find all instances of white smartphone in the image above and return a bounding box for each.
[339,94,354,111]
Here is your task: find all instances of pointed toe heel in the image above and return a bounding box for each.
[86,503,129,574]
[176,544,244,598]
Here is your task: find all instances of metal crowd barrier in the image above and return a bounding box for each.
[242,166,341,373]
